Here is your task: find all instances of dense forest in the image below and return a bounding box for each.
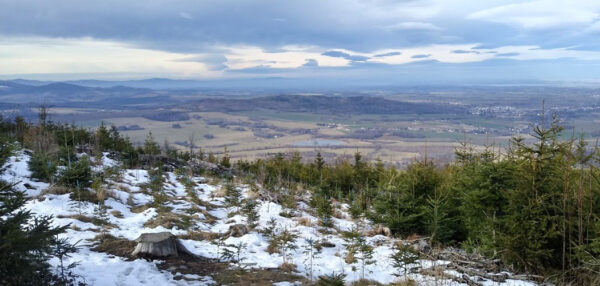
[1,107,600,285]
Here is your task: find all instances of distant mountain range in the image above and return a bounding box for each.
[0,79,469,118]
[2,77,332,91]
[0,80,168,107]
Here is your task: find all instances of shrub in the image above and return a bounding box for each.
[58,157,92,188]
[317,273,346,286]
[0,179,79,285]
[29,152,57,182]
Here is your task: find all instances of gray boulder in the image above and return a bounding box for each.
[412,238,431,253]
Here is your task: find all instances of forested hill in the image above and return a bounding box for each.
[1,110,599,285]
[189,94,466,115]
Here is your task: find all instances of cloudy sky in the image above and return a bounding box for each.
[1,0,600,84]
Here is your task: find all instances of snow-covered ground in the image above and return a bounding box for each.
[3,151,539,286]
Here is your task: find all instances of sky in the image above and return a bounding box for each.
[1,0,600,84]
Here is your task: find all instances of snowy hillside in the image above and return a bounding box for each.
[2,150,539,286]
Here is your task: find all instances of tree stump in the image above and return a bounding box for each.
[131,232,194,258]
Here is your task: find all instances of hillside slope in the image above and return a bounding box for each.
[1,150,538,286]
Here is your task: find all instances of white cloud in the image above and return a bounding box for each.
[224,46,350,70]
[0,37,218,78]
[382,22,442,31]
[4,35,600,79]
[468,0,600,30]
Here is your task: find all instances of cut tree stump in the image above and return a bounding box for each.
[131,232,195,259]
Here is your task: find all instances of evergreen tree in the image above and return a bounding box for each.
[29,152,57,182]
[390,243,420,279]
[241,198,259,228]
[95,122,111,152]
[424,189,455,244]
[303,238,321,282]
[0,179,77,285]
[58,156,92,188]
[277,228,298,265]
[148,165,166,207]
[143,132,160,155]
[224,184,242,208]
[220,147,231,168]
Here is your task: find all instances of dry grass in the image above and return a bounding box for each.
[267,239,279,254]
[213,267,305,285]
[390,279,418,286]
[405,233,421,242]
[367,224,391,237]
[130,203,152,213]
[344,251,356,264]
[294,216,312,227]
[177,231,219,241]
[279,262,296,272]
[420,266,452,281]
[353,279,384,286]
[332,209,344,219]
[126,194,135,206]
[110,210,124,218]
[144,212,193,230]
[42,185,71,195]
[57,214,116,228]
[90,233,137,259]
[118,185,132,193]
[213,186,227,197]
[245,189,259,200]
[200,209,218,224]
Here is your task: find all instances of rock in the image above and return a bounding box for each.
[131,232,195,258]
[412,238,431,253]
[368,224,392,237]
[226,224,249,237]
[319,241,336,248]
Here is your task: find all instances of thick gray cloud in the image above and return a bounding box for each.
[0,0,451,53]
[2,0,600,82]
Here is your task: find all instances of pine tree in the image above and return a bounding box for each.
[29,152,57,182]
[0,179,76,285]
[317,273,346,286]
[424,189,455,244]
[277,228,298,265]
[58,156,92,188]
[95,122,111,152]
[303,238,321,282]
[224,184,241,209]
[143,132,160,156]
[390,243,420,280]
[356,236,375,280]
[148,165,166,207]
[220,147,231,168]
[241,198,259,228]
[501,111,566,272]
